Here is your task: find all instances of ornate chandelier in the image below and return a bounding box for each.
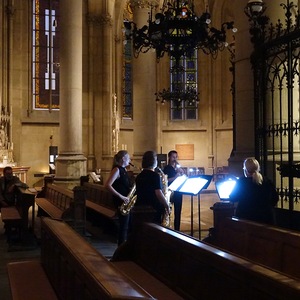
[155,63,199,106]
[124,0,236,107]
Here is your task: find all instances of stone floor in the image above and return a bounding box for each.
[0,188,220,300]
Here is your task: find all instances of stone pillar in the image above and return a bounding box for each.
[55,0,86,187]
[100,13,114,158]
[131,0,158,159]
[229,0,255,176]
[85,10,114,171]
[229,0,289,177]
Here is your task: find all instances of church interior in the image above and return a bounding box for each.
[1,0,300,299]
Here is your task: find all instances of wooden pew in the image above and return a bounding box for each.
[112,222,300,299]
[0,206,22,241]
[36,183,86,233]
[205,216,300,280]
[81,182,157,225]
[1,187,35,241]
[7,217,154,300]
[82,181,118,220]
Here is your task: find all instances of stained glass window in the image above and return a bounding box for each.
[32,0,60,110]
[123,39,133,118]
[171,52,198,120]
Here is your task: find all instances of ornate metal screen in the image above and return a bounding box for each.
[249,2,300,211]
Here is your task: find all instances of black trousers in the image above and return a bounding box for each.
[171,192,183,231]
[117,211,130,246]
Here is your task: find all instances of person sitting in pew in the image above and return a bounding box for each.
[229,157,279,225]
[0,166,28,209]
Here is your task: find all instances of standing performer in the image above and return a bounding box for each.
[135,151,170,225]
[105,150,132,246]
[163,150,184,231]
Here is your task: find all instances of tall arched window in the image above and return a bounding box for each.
[171,52,198,120]
[32,0,60,110]
[122,3,133,119]
[122,39,133,119]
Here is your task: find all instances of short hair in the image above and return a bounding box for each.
[142,151,157,169]
[3,166,12,174]
[168,150,177,158]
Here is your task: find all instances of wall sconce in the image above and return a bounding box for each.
[244,0,269,46]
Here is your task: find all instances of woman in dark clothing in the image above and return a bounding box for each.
[105,150,132,245]
[135,151,170,224]
[230,157,279,225]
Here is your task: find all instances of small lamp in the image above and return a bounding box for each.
[245,0,265,19]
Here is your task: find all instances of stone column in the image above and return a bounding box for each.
[131,0,158,159]
[228,0,255,176]
[55,0,86,187]
[229,0,288,177]
[99,13,113,158]
[85,10,114,171]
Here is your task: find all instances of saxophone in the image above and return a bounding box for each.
[156,167,171,227]
[119,183,137,215]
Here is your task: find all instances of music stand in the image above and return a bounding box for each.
[169,175,213,237]
[215,178,237,201]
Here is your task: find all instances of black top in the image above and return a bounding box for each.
[229,176,279,225]
[163,164,177,184]
[135,169,163,212]
[0,176,27,206]
[112,166,131,207]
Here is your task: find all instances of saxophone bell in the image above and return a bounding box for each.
[119,183,137,215]
[156,167,171,227]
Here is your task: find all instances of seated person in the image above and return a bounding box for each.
[229,157,279,225]
[0,166,28,208]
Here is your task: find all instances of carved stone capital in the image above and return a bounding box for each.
[129,0,159,10]
[86,13,113,27]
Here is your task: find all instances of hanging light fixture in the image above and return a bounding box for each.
[155,62,199,106]
[124,0,236,106]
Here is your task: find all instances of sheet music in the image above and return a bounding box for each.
[178,177,208,195]
[168,175,209,195]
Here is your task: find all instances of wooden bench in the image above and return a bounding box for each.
[81,182,157,227]
[112,222,300,299]
[36,183,86,233]
[1,187,36,241]
[82,182,118,220]
[7,217,154,300]
[205,216,300,280]
[1,206,22,241]
[7,260,58,300]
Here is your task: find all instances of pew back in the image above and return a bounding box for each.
[40,217,154,300]
[82,182,117,219]
[36,183,73,219]
[113,222,300,299]
[208,217,300,279]
[45,183,73,211]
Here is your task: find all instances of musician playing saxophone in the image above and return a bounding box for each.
[105,150,132,246]
[163,150,184,231]
[135,151,170,225]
